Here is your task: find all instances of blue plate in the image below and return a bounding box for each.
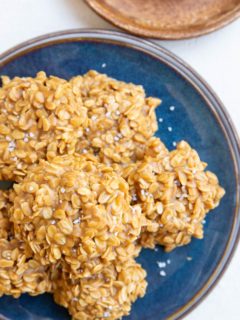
[0,30,239,320]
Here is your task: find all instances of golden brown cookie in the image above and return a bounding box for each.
[10,154,144,268]
[0,71,159,181]
[71,70,159,164]
[122,141,225,251]
[53,258,147,320]
[0,238,51,298]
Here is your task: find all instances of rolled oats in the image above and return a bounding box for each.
[0,238,51,298]
[0,72,225,319]
[10,154,144,268]
[0,71,159,181]
[53,258,147,320]
[0,190,12,239]
[122,141,225,251]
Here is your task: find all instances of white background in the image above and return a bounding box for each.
[0,1,239,319]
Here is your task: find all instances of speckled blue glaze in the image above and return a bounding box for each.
[0,30,239,320]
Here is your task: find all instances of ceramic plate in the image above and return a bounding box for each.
[85,0,240,40]
[0,30,239,320]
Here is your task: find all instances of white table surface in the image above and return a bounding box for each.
[0,1,239,319]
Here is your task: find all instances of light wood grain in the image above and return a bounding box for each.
[86,0,240,39]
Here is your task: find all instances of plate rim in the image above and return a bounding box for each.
[0,29,239,320]
[85,0,240,40]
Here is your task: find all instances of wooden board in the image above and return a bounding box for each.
[85,0,240,39]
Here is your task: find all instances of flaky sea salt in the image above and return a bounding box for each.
[103,311,110,318]
[132,194,137,201]
[157,261,166,268]
[159,270,166,277]
[8,141,16,152]
[91,115,97,121]
[72,297,78,302]
[73,217,81,225]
